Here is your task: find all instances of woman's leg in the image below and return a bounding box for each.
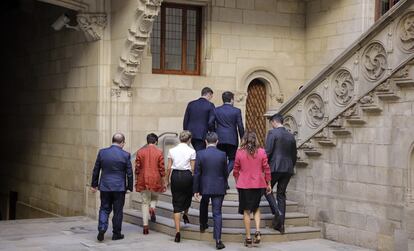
[174,212,181,233]
[243,210,251,239]
[254,208,261,233]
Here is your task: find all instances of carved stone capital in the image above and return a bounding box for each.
[77,13,107,42]
[235,92,247,103]
[270,93,284,103]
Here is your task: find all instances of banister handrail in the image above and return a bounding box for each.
[275,0,411,116]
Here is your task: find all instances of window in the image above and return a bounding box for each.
[151,3,202,75]
[375,0,400,20]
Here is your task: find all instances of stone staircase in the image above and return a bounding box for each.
[268,0,414,248]
[124,189,320,242]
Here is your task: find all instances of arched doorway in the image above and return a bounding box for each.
[246,79,267,147]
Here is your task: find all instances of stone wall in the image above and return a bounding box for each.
[0,1,105,218]
[288,74,414,250]
[305,0,376,80]
[109,0,307,150]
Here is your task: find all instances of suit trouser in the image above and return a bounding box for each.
[140,190,159,226]
[199,195,224,241]
[217,143,237,174]
[264,172,292,226]
[98,191,126,234]
[191,138,206,152]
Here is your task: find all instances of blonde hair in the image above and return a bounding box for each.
[179,130,192,143]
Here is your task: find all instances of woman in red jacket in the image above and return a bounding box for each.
[135,133,166,235]
[233,131,271,247]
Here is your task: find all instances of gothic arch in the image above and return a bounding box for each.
[237,68,284,109]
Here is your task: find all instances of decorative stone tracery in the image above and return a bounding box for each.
[362,42,388,81]
[398,11,414,52]
[332,69,355,106]
[304,93,325,128]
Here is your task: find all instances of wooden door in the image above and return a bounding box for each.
[245,79,267,147]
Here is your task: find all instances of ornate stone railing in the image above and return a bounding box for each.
[113,0,162,88]
[274,0,414,147]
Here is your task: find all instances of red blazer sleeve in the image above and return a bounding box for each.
[135,151,141,187]
[158,151,165,177]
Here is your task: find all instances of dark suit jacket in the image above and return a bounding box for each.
[183,97,215,140]
[214,103,244,146]
[193,146,228,195]
[91,145,133,192]
[265,127,297,174]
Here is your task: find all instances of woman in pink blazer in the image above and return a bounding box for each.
[233,131,271,247]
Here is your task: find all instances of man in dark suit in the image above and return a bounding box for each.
[183,87,215,152]
[193,132,228,250]
[91,133,133,242]
[214,91,244,173]
[264,114,297,234]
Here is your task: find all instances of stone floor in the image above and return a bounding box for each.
[0,216,372,251]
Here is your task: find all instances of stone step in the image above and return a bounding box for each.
[345,116,366,125]
[360,104,383,113]
[395,79,414,88]
[316,139,336,147]
[131,201,309,228]
[150,191,298,214]
[303,149,322,157]
[295,160,308,168]
[330,127,352,136]
[124,209,321,243]
[376,92,400,101]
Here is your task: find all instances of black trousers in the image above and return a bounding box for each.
[199,195,224,241]
[98,191,126,234]
[191,139,206,152]
[217,143,237,173]
[264,172,292,226]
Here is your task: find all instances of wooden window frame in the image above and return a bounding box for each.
[152,3,202,76]
[375,0,399,21]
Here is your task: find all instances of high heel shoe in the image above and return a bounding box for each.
[244,237,252,247]
[253,231,261,244]
[183,214,190,224]
[174,232,181,242]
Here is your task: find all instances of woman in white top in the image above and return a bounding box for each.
[165,130,196,242]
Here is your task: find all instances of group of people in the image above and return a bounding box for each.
[90,87,297,250]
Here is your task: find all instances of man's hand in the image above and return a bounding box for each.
[194,192,201,201]
[266,185,272,195]
[90,187,98,193]
[164,177,170,187]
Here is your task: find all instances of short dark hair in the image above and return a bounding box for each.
[201,87,213,96]
[205,132,218,144]
[269,113,284,124]
[222,91,234,103]
[112,132,125,144]
[146,133,158,144]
